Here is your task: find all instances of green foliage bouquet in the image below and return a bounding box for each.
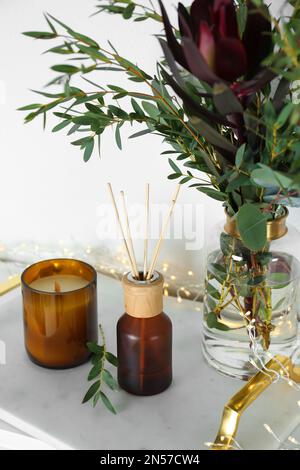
[20,1,300,357]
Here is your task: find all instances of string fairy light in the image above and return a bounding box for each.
[263,423,300,450]
[0,241,204,301]
[288,435,300,445]
[204,436,244,450]
[240,310,300,450]
[203,296,300,451]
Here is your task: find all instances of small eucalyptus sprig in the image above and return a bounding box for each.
[94,0,162,23]
[82,324,118,414]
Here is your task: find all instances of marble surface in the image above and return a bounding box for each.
[0,274,299,450]
[0,419,56,450]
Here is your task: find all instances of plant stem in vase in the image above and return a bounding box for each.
[202,209,300,380]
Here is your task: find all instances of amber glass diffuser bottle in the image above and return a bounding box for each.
[117,271,172,396]
[21,258,98,369]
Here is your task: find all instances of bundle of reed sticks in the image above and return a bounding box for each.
[107,183,180,281]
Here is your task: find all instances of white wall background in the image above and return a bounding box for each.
[0,0,298,280]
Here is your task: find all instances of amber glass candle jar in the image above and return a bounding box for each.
[117,271,172,396]
[21,259,98,369]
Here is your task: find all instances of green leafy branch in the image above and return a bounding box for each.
[205,227,279,349]
[20,13,219,187]
[82,324,118,414]
[19,13,245,196]
[94,0,162,23]
[253,0,300,81]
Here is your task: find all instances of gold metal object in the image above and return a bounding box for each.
[0,275,21,296]
[224,208,288,242]
[212,355,300,450]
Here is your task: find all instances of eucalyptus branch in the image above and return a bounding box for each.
[82,324,118,414]
[93,0,162,22]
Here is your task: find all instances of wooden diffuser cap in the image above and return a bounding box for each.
[122,271,164,319]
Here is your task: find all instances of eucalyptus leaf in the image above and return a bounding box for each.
[206,283,221,300]
[51,64,79,74]
[18,103,42,111]
[100,391,117,415]
[235,143,246,169]
[105,352,118,367]
[251,164,293,190]
[23,31,57,39]
[276,103,294,128]
[87,342,103,354]
[237,3,248,37]
[102,369,118,391]
[168,173,181,180]
[77,44,109,61]
[93,391,101,407]
[207,312,230,331]
[83,138,94,162]
[226,174,249,193]
[267,272,290,289]
[82,381,100,403]
[197,187,227,201]
[115,124,122,150]
[52,120,71,132]
[88,362,102,381]
[72,116,98,126]
[131,98,144,117]
[129,129,152,139]
[108,105,128,120]
[123,3,135,19]
[69,31,99,48]
[237,204,267,251]
[44,13,57,34]
[168,158,180,174]
[142,101,160,119]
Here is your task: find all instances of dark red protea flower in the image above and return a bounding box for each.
[159,0,273,87]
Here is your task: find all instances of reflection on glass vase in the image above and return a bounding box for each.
[202,209,300,380]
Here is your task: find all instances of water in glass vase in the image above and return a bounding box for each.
[202,225,300,381]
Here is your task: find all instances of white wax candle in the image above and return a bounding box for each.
[30,274,90,293]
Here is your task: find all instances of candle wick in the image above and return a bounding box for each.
[54,281,61,293]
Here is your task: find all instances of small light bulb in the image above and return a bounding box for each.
[264,423,272,434]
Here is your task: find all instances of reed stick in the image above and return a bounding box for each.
[107,183,136,277]
[143,183,150,280]
[146,185,180,280]
[120,190,140,279]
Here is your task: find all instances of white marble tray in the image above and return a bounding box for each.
[0,275,298,450]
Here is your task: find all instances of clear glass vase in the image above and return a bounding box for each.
[202,210,300,380]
